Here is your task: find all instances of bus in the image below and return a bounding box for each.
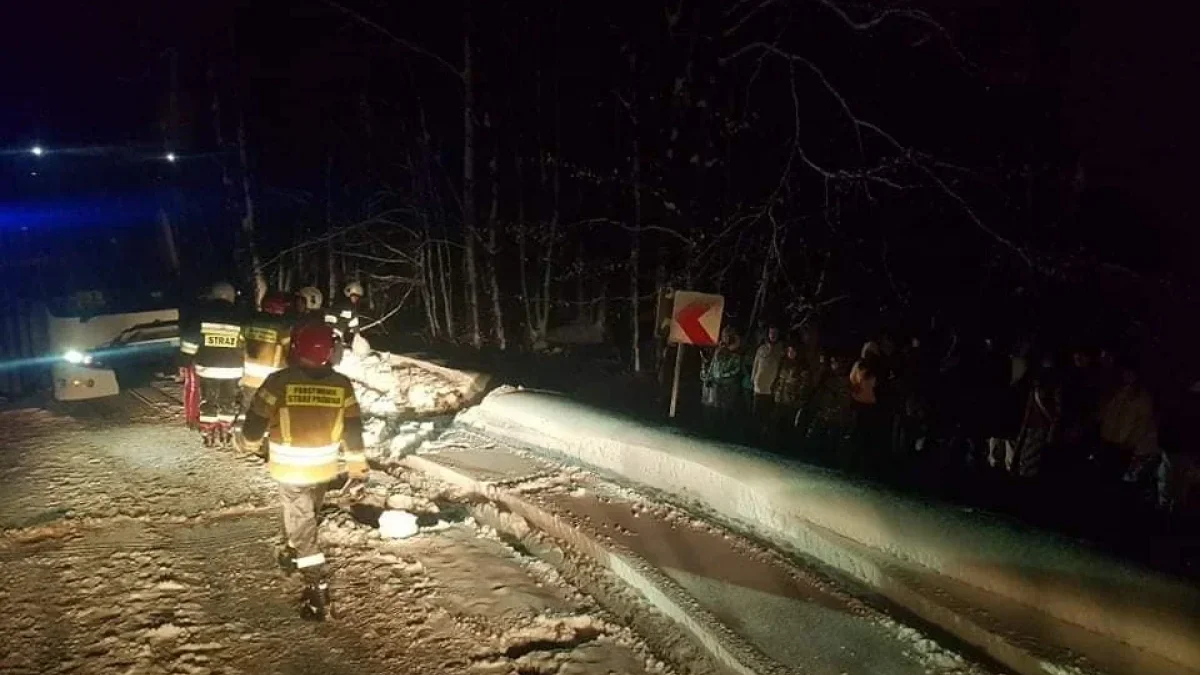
[0,189,182,400]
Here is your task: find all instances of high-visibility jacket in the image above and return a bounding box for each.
[242,314,291,390]
[182,301,245,380]
[324,299,360,340]
[242,366,365,486]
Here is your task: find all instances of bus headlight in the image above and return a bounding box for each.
[63,350,94,366]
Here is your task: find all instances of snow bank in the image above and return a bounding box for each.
[458,388,1200,675]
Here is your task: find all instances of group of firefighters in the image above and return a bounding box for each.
[177,281,368,620]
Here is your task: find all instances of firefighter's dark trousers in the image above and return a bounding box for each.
[280,482,329,578]
[198,377,240,426]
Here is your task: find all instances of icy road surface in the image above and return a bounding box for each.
[0,390,667,675]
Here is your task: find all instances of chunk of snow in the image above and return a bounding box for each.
[351,334,371,356]
[408,384,436,411]
[362,418,388,447]
[379,510,420,539]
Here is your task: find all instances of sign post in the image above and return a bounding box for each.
[669,341,686,418]
[666,291,724,419]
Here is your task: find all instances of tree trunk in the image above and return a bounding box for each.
[537,59,561,342]
[487,152,507,349]
[437,238,456,340]
[516,155,536,345]
[746,243,773,335]
[421,244,439,338]
[236,114,267,305]
[324,154,338,304]
[209,73,235,290]
[630,135,643,373]
[462,2,482,349]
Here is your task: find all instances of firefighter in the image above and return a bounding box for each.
[176,288,205,425]
[183,281,245,447]
[294,286,324,325]
[325,281,363,342]
[241,291,292,407]
[236,322,367,621]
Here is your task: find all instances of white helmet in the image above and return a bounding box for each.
[296,286,323,311]
[344,281,364,298]
[208,281,236,304]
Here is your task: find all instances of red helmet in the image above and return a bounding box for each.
[290,322,336,367]
[261,292,290,316]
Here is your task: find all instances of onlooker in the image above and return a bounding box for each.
[1013,354,1062,478]
[849,357,885,472]
[1062,348,1103,468]
[849,356,878,404]
[751,325,785,436]
[1096,359,1155,480]
[772,343,808,448]
[988,338,1031,473]
[701,327,746,436]
[805,354,854,460]
[1159,381,1200,514]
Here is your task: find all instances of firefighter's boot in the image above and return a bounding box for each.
[299,579,331,621]
[199,423,218,448]
[218,423,234,450]
[276,545,298,575]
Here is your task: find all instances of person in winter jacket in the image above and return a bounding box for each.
[241,291,292,408]
[325,281,363,342]
[771,343,809,447]
[1097,361,1155,480]
[848,357,887,472]
[181,282,245,447]
[701,327,745,435]
[237,321,367,621]
[849,356,879,405]
[178,295,204,429]
[751,326,785,435]
[293,286,325,326]
[805,355,854,460]
[1013,355,1062,478]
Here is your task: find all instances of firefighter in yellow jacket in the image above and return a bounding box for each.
[237,321,367,620]
[241,291,292,402]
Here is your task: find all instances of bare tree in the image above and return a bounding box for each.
[486,148,508,349]
[462,1,482,348]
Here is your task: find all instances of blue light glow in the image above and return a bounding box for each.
[0,194,163,232]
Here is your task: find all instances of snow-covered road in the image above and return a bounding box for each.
[0,386,670,675]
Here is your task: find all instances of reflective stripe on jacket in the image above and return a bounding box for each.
[195,364,244,379]
[269,442,341,485]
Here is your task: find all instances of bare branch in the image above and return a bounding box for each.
[321,0,464,83]
[360,285,416,332]
[341,249,419,266]
[725,41,1027,267]
[724,0,780,37]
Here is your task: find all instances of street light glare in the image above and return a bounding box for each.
[166,152,177,163]
[31,146,43,156]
